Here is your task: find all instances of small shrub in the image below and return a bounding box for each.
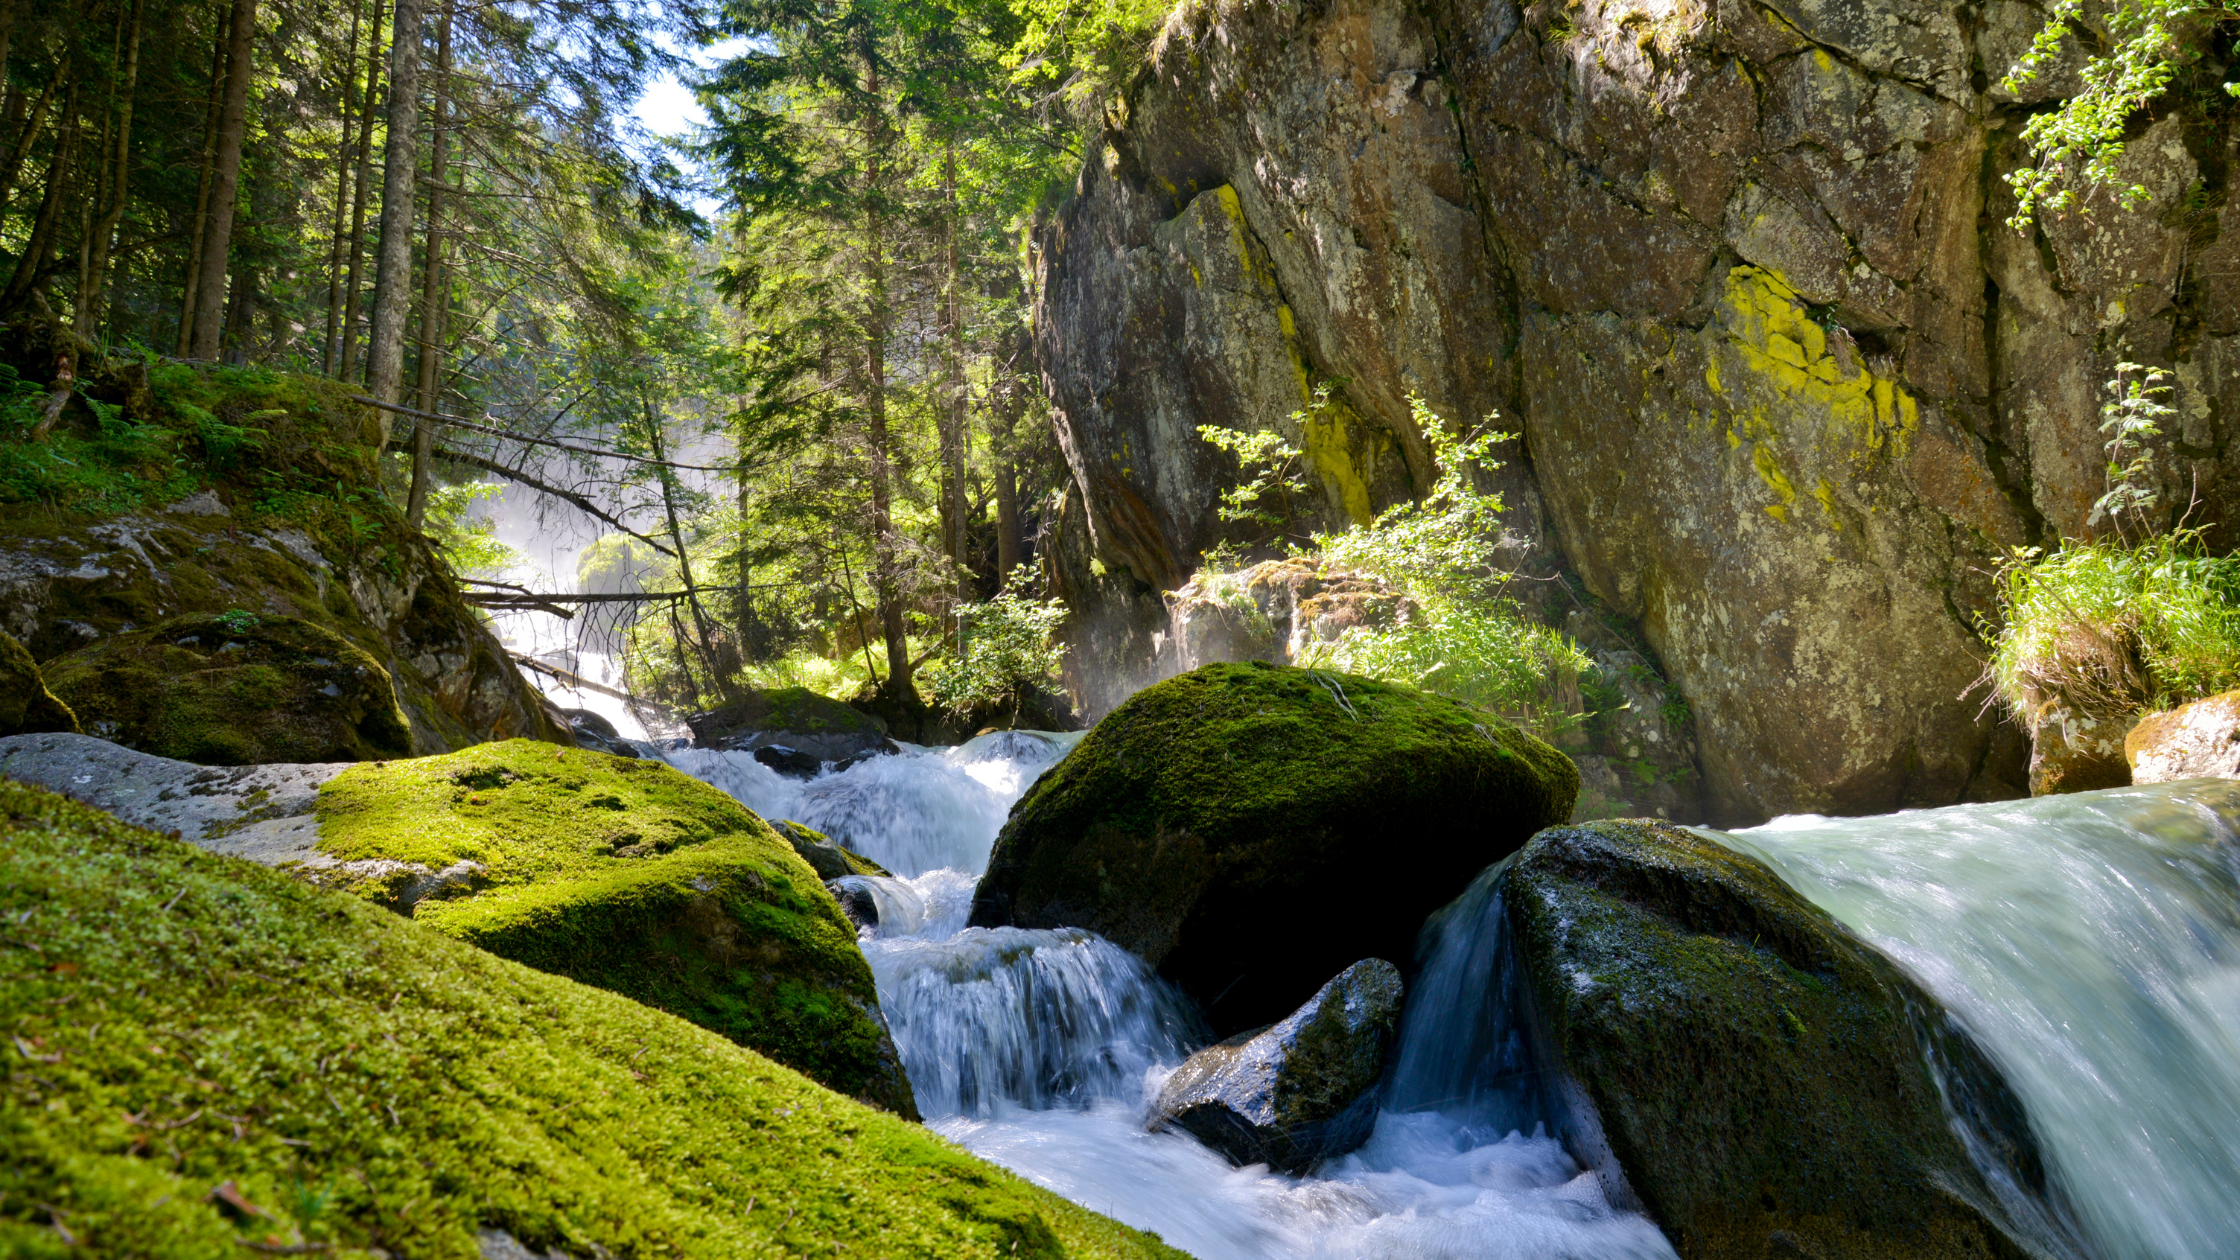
[1984,531,2240,725]
[927,565,1069,721]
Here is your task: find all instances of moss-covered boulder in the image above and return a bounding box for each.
[773,817,891,880]
[686,685,895,761]
[315,739,916,1116]
[0,628,76,737]
[0,778,1188,1259]
[969,661,1577,1032]
[1502,820,2075,1260]
[39,612,412,764]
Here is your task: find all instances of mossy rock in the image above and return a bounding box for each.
[315,739,916,1116]
[39,612,411,765]
[0,628,77,737]
[773,818,892,880]
[970,661,1578,1033]
[1502,820,2074,1260]
[0,777,1189,1259]
[687,685,892,759]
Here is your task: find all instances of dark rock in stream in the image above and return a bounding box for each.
[1148,958,1402,1174]
[754,744,823,779]
[1502,820,2085,1260]
[687,686,898,762]
[971,661,1576,1034]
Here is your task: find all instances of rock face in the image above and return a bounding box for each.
[1035,0,2237,824]
[1503,820,2079,1260]
[2127,691,2240,784]
[0,777,1186,1259]
[0,490,558,755]
[2029,703,2136,795]
[0,731,916,1117]
[41,612,413,764]
[1147,958,1402,1173]
[0,627,75,737]
[969,661,1576,1032]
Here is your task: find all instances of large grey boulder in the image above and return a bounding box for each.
[1147,958,1402,1174]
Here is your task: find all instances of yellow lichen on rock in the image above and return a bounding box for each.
[1710,266,1918,459]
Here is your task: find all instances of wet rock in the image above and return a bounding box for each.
[772,818,889,882]
[2126,691,2240,785]
[1148,958,1402,1173]
[754,744,823,779]
[970,661,1575,1034]
[555,706,638,758]
[1161,560,1414,676]
[686,686,897,762]
[2028,703,2134,795]
[0,628,77,737]
[1503,820,2080,1260]
[40,612,413,765]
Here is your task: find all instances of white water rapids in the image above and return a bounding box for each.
[656,734,2240,1259]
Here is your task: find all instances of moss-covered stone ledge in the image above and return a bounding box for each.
[0,733,917,1116]
[0,778,1188,1259]
[313,739,916,1116]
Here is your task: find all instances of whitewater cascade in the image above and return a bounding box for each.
[661,737,2240,1259]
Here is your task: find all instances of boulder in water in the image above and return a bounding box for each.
[0,628,77,737]
[971,661,1576,1033]
[771,818,889,881]
[40,612,413,764]
[687,686,897,762]
[2126,690,2240,784]
[2028,702,2133,795]
[1148,958,1402,1173]
[1503,819,2078,1260]
[0,776,1187,1258]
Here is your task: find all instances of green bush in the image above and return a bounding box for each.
[927,565,1069,720]
[1984,532,2240,724]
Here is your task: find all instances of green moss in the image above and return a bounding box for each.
[977,661,1577,1032]
[773,819,893,879]
[0,778,1188,1259]
[0,628,77,737]
[40,613,412,765]
[1503,820,2054,1259]
[316,740,915,1115]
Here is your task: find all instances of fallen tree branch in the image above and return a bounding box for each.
[366,396,738,472]
[428,445,676,558]
[509,652,644,707]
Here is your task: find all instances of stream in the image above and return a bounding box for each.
[658,734,2240,1260]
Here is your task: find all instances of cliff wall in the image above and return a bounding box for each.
[1035,0,2239,823]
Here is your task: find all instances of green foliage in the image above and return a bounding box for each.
[928,565,1070,717]
[0,777,1186,1259]
[422,481,519,577]
[2094,361,2177,535]
[1292,394,1592,737]
[214,608,261,634]
[2000,0,2239,229]
[1197,384,1330,546]
[1985,532,2240,724]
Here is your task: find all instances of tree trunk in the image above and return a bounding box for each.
[174,32,224,354]
[403,0,452,529]
[3,78,79,311]
[338,0,385,382]
[185,0,258,361]
[995,454,1021,579]
[78,0,145,341]
[940,139,970,613]
[321,0,367,375]
[861,54,909,699]
[646,392,730,699]
[365,0,424,420]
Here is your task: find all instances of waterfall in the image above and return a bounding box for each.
[660,727,2240,1259]
[1714,781,2240,1260]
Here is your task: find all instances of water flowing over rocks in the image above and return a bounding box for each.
[1034,0,2239,824]
[1148,958,1403,1173]
[1499,819,2082,1260]
[969,661,1576,1032]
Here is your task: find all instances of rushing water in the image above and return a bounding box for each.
[661,734,2240,1259]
